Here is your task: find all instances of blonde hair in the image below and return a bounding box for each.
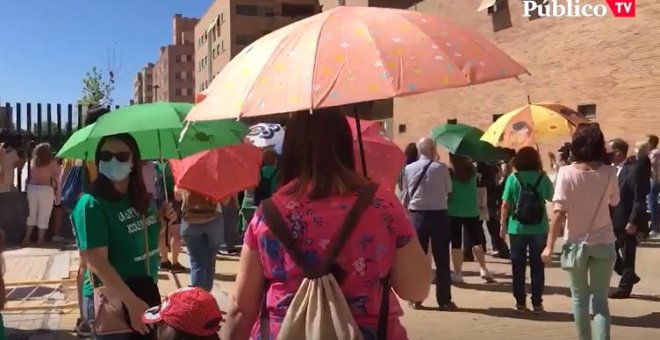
[32,142,53,167]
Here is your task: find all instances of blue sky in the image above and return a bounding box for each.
[0,0,210,106]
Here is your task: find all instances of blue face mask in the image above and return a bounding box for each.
[99,158,132,182]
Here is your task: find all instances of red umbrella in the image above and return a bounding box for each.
[169,144,262,201]
[347,118,405,192]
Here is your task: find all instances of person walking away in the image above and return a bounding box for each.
[155,161,185,272]
[73,133,176,339]
[607,138,648,299]
[396,143,419,197]
[647,135,660,237]
[59,106,105,337]
[224,108,431,339]
[500,147,553,313]
[402,138,455,310]
[448,154,496,283]
[22,143,59,247]
[542,123,619,340]
[478,161,510,259]
[175,187,227,291]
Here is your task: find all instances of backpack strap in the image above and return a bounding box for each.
[261,200,309,271]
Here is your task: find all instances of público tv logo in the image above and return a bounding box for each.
[522,0,636,18]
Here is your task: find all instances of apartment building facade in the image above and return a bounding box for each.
[134,14,198,104]
[133,63,154,104]
[195,0,320,94]
[392,0,660,152]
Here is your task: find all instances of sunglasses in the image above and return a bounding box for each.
[99,151,131,163]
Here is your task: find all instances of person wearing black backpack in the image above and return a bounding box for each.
[500,147,553,314]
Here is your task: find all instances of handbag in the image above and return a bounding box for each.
[92,216,160,335]
[402,161,433,209]
[560,171,611,270]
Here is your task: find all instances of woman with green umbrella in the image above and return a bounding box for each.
[73,133,177,338]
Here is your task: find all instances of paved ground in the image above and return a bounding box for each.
[3,238,659,339]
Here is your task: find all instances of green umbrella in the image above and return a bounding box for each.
[57,102,248,160]
[431,123,510,162]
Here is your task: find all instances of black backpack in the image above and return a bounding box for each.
[513,173,545,225]
[254,169,277,206]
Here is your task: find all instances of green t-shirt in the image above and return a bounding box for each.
[73,194,160,297]
[448,175,479,217]
[261,165,279,194]
[502,171,554,235]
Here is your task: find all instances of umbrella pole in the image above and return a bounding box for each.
[158,130,170,248]
[353,106,368,178]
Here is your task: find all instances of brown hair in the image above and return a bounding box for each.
[512,147,543,171]
[572,123,608,163]
[279,107,368,199]
[449,153,475,183]
[262,148,278,167]
[32,142,53,167]
[91,133,152,214]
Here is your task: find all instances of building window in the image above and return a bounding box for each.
[398,124,406,133]
[261,6,276,16]
[492,114,503,122]
[212,47,217,57]
[447,118,458,124]
[282,3,316,17]
[221,41,225,51]
[220,12,225,23]
[236,4,258,16]
[489,0,513,32]
[577,104,597,118]
[175,55,181,63]
[175,89,182,96]
[175,73,181,80]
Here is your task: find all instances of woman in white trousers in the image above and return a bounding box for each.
[22,143,58,247]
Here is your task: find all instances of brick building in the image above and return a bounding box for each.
[392,0,660,154]
[133,63,154,104]
[195,0,320,94]
[135,14,199,103]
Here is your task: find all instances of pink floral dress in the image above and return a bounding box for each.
[244,184,415,340]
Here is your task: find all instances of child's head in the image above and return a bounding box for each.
[143,287,222,340]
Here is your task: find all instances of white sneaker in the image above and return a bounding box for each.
[480,269,497,283]
[451,272,464,284]
[649,231,659,239]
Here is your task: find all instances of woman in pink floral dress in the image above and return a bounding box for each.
[223,107,431,340]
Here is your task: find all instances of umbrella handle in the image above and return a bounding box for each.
[353,107,369,178]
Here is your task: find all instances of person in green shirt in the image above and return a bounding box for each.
[500,147,553,313]
[73,133,176,338]
[447,154,495,284]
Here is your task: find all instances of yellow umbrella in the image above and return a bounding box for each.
[481,103,589,150]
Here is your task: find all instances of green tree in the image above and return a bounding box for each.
[78,66,115,107]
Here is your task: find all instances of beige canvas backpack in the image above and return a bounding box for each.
[260,183,391,340]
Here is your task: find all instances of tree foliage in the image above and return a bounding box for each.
[78,66,115,107]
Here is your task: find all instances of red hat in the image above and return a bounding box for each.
[142,287,222,337]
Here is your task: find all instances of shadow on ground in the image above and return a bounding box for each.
[459,308,660,329]
[6,286,60,301]
[453,281,660,302]
[6,328,77,340]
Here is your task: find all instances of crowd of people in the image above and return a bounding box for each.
[0,108,658,340]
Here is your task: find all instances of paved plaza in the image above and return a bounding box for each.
[3,238,659,339]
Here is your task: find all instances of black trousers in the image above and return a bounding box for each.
[486,203,510,256]
[614,231,639,292]
[409,210,452,305]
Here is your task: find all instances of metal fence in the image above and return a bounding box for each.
[1,102,121,191]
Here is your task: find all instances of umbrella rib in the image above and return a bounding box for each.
[309,9,337,110]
